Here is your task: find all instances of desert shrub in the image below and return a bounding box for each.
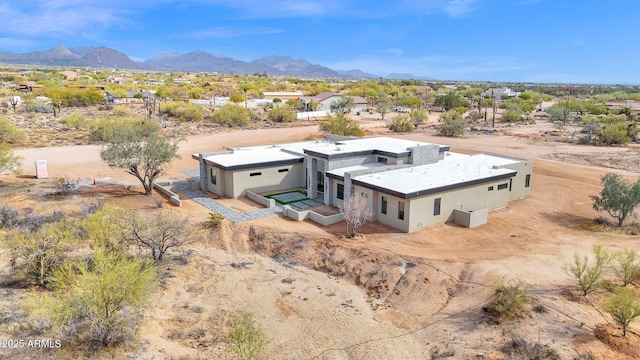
[89,116,160,142]
[565,244,610,296]
[160,101,205,122]
[485,282,530,319]
[453,106,468,115]
[601,121,631,144]
[502,109,523,122]
[4,220,77,286]
[30,247,157,346]
[503,335,560,360]
[226,312,269,360]
[79,205,129,251]
[111,106,131,117]
[388,114,414,132]
[211,103,250,127]
[0,203,20,228]
[59,113,90,129]
[573,352,598,360]
[125,211,193,263]
[18,208,65,232]
[0,142,22,174]
[438,110,465,136]
[611,248,640,286]
[52,176,79,195]
[0,115,27,143]
[209,212,225,227]
[410,108,428,126]
[319,113,364,137]
[604,286,640,337]
[267,104,295,122]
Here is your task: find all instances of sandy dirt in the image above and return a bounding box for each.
[2,111,640,359]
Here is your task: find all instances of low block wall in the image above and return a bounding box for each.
[155,182,182,206]
[282,206,344,226]
[246,191,275,208]
[453,208,488,228]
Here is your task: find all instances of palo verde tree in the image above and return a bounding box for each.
[329,97,355,114]
[604,287,640,337]
[99,117,183,195]
[590,172,640,227]
[31,247,158,346]
[319,113,364,137]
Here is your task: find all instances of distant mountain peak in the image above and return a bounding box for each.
[0,46,400,79]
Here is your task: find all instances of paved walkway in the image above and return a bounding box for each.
[173,172,282,223]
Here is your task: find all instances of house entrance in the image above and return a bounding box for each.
[316,171,324,194]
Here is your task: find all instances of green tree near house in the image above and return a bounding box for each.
[590,172,640,227]
[330,97,355,114]
[98,118,183,195]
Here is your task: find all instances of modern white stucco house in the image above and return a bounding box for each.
[193,136,532,232]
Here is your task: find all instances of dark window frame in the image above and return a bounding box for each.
[398,201,405,220]
[497,183,508,190]
[381,196,387,214]
[210,168,216,185]
[434,198,441,216]
[250,172,262,177]
[278,168,289,173]
[525,174,531,188]
[337,183,344,200]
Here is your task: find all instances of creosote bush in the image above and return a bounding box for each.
[226,312,269,360]
[485,282,530,319]
[388,114,414,132]
[503,335,560,360]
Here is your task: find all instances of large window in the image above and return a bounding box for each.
[497,183,508,190]
[525,174,531,188]
[433,198,441,216]
[381,196,387,214]
[210,168,216,185]
[398,201,405,220]
[337,184,344,200]
[377,157,388,164]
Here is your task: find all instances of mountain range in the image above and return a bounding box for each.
[0,45,432,80]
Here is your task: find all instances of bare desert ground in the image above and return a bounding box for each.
[1,109,640,359]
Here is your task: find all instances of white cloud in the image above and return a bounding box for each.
[443,0,476,17]
[400,0,478,18]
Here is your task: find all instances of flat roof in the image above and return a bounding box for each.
[304,137,443,159]
[352,154,519,199]
[326,162,389,179]
[201,141,312,170]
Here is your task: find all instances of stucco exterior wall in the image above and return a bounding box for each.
[406,178,512,232]
[230,163,305,197]
[206,163,303,198]
[497,160,533,200]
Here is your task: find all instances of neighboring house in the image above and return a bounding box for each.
[107,75,131,84]
[263,91,304,101]
[60,70,80,81]
[299,92,366,113]
[482,87,520,102]
[605,101,640,114]
[193,136,532,232]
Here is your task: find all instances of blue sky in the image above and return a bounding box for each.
[0,1,637,84]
